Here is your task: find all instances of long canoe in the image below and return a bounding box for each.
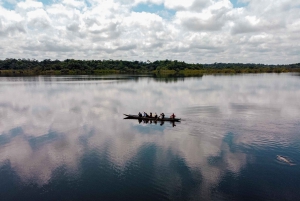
[123,114,181,121]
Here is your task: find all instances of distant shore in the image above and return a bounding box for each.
[1,59,299,76]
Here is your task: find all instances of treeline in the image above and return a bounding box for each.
[0,58,300,76]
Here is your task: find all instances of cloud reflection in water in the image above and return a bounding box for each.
[0,74,300,200]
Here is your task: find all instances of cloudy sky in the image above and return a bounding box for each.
[0,0,299,64]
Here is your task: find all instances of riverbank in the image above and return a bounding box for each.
[1,68,300,76]
[1,59,300,76]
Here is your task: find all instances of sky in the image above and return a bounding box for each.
[0,0,299,64]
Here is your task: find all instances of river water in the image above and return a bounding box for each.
[0,74,300,201]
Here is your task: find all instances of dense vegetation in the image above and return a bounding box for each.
[0,58,299,76]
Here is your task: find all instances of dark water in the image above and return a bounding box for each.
[0,74,300,201]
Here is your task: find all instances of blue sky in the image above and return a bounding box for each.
[132,3,176,19]
[1,0,246,8]
[1,0,15,9]
[0,0,299,64]
[230,0,248,8]
[2,0,52,9]
[132,1,247,17]
[2,0,248,11]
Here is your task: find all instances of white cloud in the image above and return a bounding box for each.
[164,0,194,10]
[27,8,51,29]
[16,0,43,10]
[0,0,299,63]
[0,8,25,37]
[133,0,163,6]
[62,0,85,8]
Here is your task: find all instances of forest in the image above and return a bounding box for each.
[0,58,300,76]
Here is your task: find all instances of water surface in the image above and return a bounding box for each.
[0,74,300,200]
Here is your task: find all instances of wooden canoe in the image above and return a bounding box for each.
[123,114,181,121]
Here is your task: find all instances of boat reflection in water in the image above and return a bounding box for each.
[124,117,178,127]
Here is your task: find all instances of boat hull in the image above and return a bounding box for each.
[124,114,181,121]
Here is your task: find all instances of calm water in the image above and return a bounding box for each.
[0,74,300,201]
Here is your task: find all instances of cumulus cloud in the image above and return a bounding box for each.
[16,0,43,11]
[27,9,52,29]
[62,0,85,8]
[0,0,299,63]
[0,6,25,36]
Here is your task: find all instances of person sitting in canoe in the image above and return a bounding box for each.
[160,113,165,119]
[170,113,176,119]
[154,113,158,118]
[149,112,153,117]
[138,112,142,117]
[144,112,149,117]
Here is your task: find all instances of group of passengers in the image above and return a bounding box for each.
[138,112,176,119]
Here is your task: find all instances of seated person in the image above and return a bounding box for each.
[154,113,158,118]
[160,113,165,119]
[138,112,142,117]
[144,112,149,117]
[149,112,152,117]
[170,113,176,119]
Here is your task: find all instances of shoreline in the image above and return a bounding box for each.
[1,68,300,77]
